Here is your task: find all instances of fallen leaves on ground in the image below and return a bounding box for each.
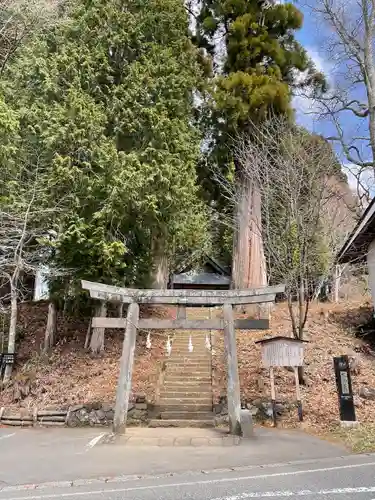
[212,298,375,434]
[0,303,173,409]
[1,297,375,438]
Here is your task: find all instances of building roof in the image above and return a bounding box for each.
[171,271,231,287]
[337,197,375,264]
[171,255,231,287]
[255,336,308,345]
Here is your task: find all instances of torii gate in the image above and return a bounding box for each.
[81,280,285,436]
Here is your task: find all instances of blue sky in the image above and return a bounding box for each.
[293,3,337,137]
[292,1,373,194]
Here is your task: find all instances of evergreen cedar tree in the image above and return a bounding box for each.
[0,0,340,303]
[192,0,329,266]
[1,0,211,297]
[194,0,327,194]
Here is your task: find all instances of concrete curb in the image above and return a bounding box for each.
[0,453,374,493]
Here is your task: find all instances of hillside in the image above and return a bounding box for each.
[0,303,169,409]
[1,298,375,438]
[212,299,375,433]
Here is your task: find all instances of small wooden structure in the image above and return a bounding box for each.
[82,280,285,436]
[170,256,231,290]
[256,336,308,425]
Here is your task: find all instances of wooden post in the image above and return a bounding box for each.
[113,302,139,434]
[90,301,107,354]
[294,367,303,422]
[177,305,186,320]
[333,264,341,303]
[270,367,277,427]
[223,303,242,436]
[84,318,92,349]
[44,301,57,352]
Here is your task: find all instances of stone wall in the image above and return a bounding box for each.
[214,395,293,425]
[67,394,150,427]
[0,394,153,428]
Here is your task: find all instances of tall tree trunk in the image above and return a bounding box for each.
[248,184,267,287]
[232,177,252,289]
[232,178,267,317]
[43,301,57,352]
[90,301,107,354]
[3,285,17,383]
[151,237,169,289]
[232,178,267,290]
[249,184,268,317]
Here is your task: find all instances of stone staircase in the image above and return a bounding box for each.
[149,331,214,428]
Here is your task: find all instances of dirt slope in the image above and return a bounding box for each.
[0,303,169,409]
[212,298,375,432]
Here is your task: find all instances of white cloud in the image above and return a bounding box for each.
[342,163,375,203]
[307,47,332,76]
[293,46,334,130]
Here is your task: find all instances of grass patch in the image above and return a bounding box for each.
[328,423,375,453]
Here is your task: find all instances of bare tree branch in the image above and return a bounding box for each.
[0,0,64,75]
[214,117,356,346]
[299,0,375,206]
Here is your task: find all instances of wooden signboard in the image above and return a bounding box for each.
[256,336,308,426]
[261,338,305,367]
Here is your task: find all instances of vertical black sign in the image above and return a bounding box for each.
[333,355,356,422]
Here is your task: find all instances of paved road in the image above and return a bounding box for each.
[0,454,374,500]
[2,426,373,499]
[0,426,347,486]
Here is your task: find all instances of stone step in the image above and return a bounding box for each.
[159,391,212,399]
[172,340,209,343]
[168,359,211,364]
[169,360,211,363]
[167,359,211,368]
[161,391,212,398]
[167,365,211,371]
[161,411,214,420]
[170,352,210,357]
[173,334,209,337]
[164,378,211,383]
[165,372,211,378]
[170,346,210,350]
[164,372,211,385]
[170,351,209,356]
[159,397,212,405]
[164,372,212,379]
[169,351,210,355]
[172,343,210,346]
[171,343,210,348]
[171,346,209,350]
[172,337,209,341]
[149,419,215,428]
[164,376,212,382]
[159,404,212,412]
[167,369,211,376]
[160,389,212,403]
[166,368,211,373]
[167,354,212,365]
[163,382,212,389]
